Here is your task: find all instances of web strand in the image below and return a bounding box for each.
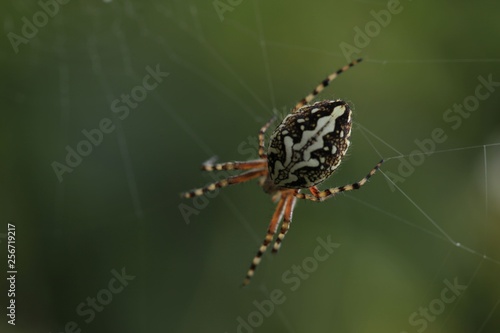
[253,0,276,110]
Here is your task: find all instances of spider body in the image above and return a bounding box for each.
[267,100,352,189]
[182,59,383,286]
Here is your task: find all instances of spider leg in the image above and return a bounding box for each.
[258,116,277,158]
[294,160,384,202]
[242,191,289,286]
[292,58,362,113]
[198,114,274,174]
[272,192,298,253]
[181,169,267,199]
[201,159,267,171]
[309,186,320,198]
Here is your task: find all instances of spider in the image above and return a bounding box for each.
[181,58,384,286]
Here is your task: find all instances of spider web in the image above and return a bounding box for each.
[144,3,499,333]
[147,2,500,333]
[4,0,500,333]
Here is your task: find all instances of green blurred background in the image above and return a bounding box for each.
[1,0,500,332]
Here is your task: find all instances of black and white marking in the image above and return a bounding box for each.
[267,100,352,189]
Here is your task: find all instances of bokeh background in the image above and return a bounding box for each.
[1,0,500,332]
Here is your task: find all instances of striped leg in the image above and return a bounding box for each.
[309,186,320,197]
[181,169,267,199]
[242,192,288,286]
[272,192,297,253]
[201,159,267,172]
[292,58,362,112]
[295,159,384,202]
[258,116,277,158]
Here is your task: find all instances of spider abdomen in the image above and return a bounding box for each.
[267,100,352,189]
